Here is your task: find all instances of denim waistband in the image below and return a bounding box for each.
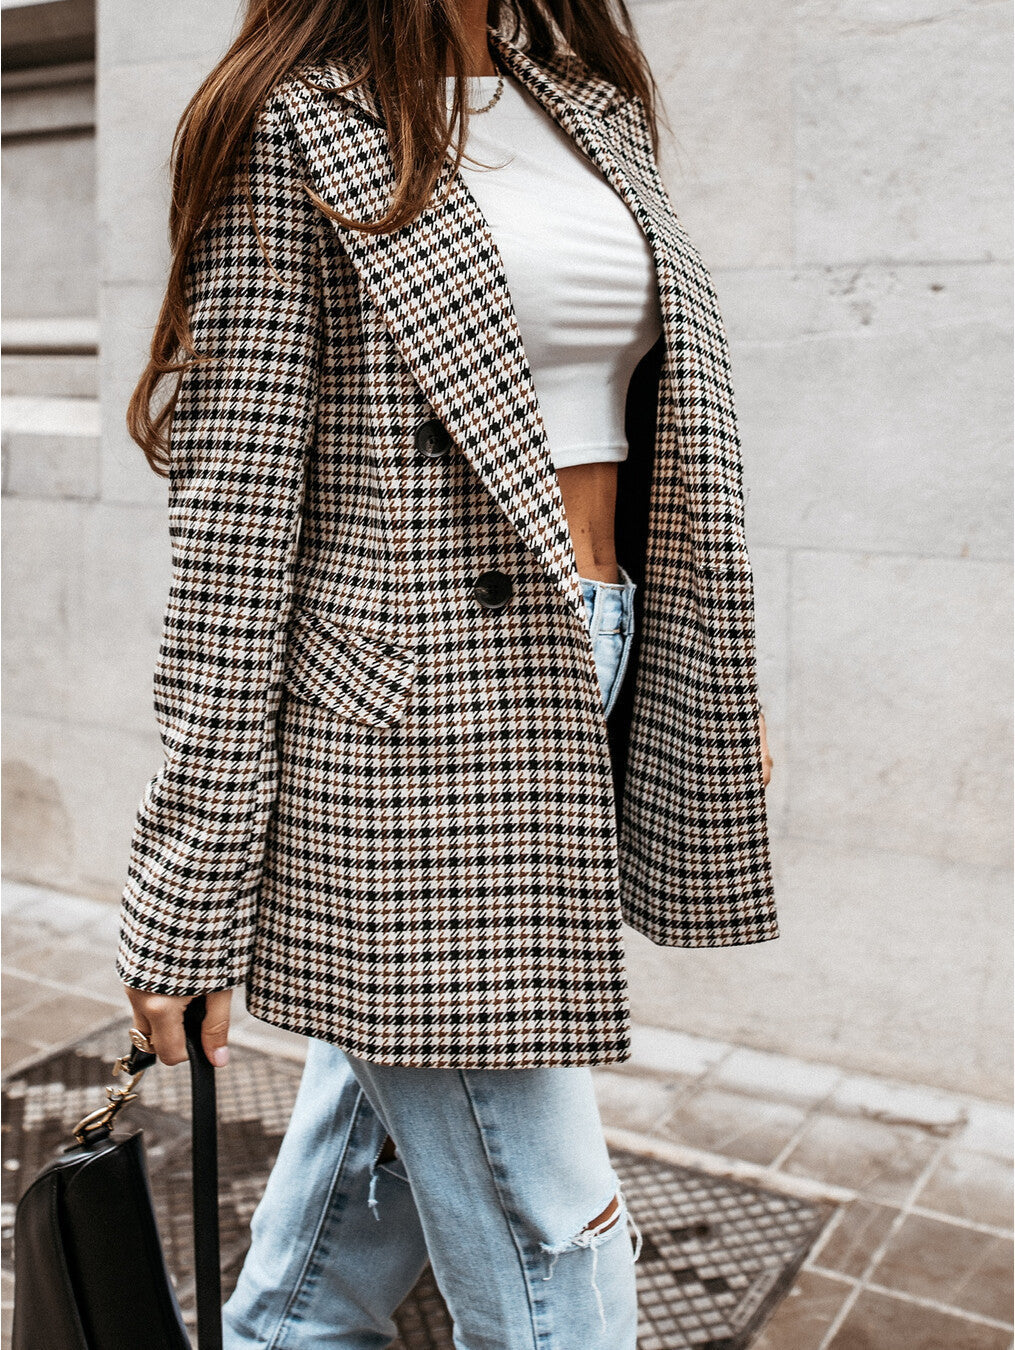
[579,565,636,642]
[577,563,636,595]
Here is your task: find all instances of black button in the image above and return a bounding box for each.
[471,570,514,612]
[414,418,452,461]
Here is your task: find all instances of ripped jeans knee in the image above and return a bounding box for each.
[539,1185,643,1330]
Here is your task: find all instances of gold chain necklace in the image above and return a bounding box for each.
[465,70,505,115]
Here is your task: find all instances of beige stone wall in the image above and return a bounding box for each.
[625,0,1013,1099]
[3,0,1011,1096]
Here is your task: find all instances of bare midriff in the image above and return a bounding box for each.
[556,460,620,584]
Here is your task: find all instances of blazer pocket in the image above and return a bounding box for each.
[282,611,417,728]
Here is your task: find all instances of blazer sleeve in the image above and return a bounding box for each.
[117,101,322,995]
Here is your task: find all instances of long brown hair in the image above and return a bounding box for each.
[129,0,661,474]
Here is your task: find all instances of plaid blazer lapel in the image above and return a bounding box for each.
[283,63,585,618]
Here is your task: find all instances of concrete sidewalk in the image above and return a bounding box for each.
[2,880,1012,1349]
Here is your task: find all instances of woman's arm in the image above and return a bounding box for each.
[118,98,322,1038]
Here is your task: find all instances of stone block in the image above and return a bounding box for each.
[1,879,43,915]
[750,1269,851,1350]
[1,355,98,399]
[97,0,240,69]
[2,971,48,1020]
[2,127,96,319]
[829,1287,1013,1349]
[2,712,161,903]
[796,0,1013,263]
[80,902,123,949]
[0,70,94,139]
[625,838,1012,1099]
[2,430,100,501]
[715,1046,842,1106]
[658,1085,809,1167]
[958,1101,1015,1162]
[21,936,125,1004]
[99,282,171,504]
[830,1074,967,1132]
[1,499,82,717]
[2,497,169,736]
[916,1147,1014,1228]
[628,1024,731,1079]
[97,55,225,287]
[870,1211,1013,1322]
[811,1199,900,1279]
[591,1068,680,1132]
[0,882,108,934]
[631,0,793,268]
[788,551,1012,864]
[3,990,124,1057]
[716,263,1012,559]
[2,398,101,500]
[781,1109,941,1203]
[66,502,172,734]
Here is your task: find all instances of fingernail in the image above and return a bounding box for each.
[209,1046,229,1068]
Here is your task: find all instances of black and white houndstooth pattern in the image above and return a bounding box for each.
[117,21,778,1069]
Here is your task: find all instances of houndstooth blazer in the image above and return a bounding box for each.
[117,21,778,1069]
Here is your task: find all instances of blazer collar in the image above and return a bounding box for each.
[300,22,628,127]
[487,26,628,119]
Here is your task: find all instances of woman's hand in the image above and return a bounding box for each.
[124,986,233,1068]
[759,710,774,787]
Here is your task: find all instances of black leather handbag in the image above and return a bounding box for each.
[11,999,222,1350]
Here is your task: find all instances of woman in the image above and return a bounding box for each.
[119,0,777,1344]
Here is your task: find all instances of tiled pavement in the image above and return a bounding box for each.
[3,880,1012,1349]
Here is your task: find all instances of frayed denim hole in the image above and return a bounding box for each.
[537,1191,631,1331]
[366,1168,381,1220]
[366,1134,402,1219]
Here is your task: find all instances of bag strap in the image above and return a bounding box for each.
[183,997,222,1350]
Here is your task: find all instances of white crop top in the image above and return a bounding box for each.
[445,75,662,471]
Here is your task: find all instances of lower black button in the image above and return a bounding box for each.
[414,418,452,461]
[471,570,514,612]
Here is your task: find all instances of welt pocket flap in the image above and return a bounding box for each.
[282,611,417,728]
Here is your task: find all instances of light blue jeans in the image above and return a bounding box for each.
[223,567,639,1350]
[580,564,637,719]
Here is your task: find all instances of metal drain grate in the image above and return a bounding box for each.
[3,1019,832,1348]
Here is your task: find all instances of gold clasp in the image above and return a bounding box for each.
[72,1061,149,1143]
